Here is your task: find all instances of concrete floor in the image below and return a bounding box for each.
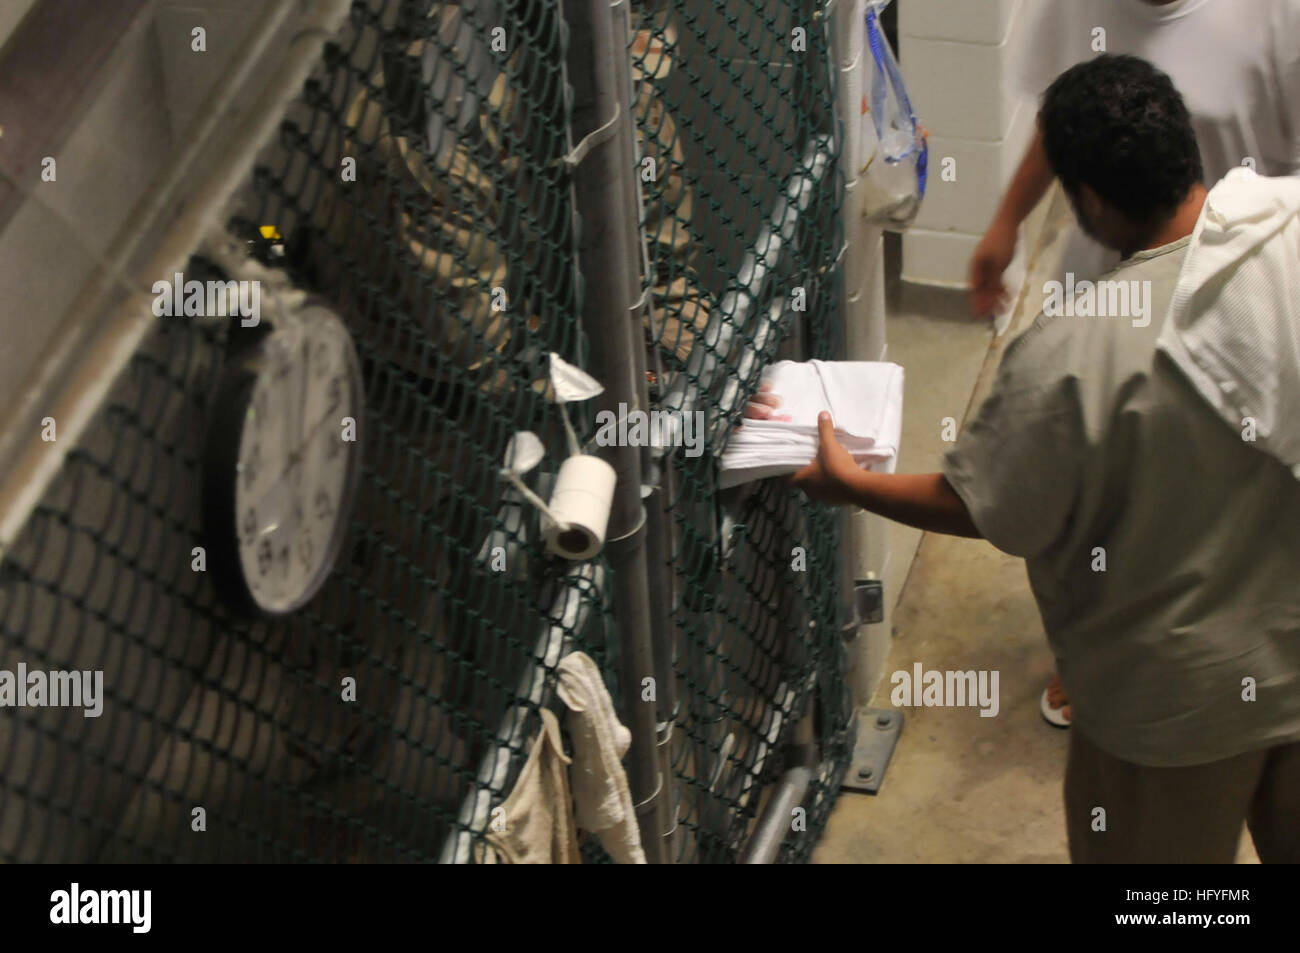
[812,192,1260,864]
[874,279,993,630]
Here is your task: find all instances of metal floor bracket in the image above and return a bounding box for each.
[842,707,902,794]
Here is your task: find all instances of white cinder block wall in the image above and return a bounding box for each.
[899,0,1038,287]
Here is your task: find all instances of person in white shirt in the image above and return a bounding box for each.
[966,0,1300,726]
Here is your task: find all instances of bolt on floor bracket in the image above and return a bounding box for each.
[842,707,902,794]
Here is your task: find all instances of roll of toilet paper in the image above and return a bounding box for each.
[542,454,617,560]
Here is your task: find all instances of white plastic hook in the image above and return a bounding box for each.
[499,431,567,527]
[548,353,604,457]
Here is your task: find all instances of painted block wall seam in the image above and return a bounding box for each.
[901,228,980,289]
[901,34,1022,141]
[899,0,1038,285]
[899,0,1034,142]
[913,97,1035,235]
[899,0,1022,46]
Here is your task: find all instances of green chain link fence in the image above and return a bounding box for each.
[0,0,854,863]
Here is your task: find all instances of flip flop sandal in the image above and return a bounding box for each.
[1040,687,1071,729]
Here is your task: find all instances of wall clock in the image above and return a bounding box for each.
[202,299,364,616]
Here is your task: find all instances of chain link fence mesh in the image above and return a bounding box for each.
[0,0,854,864]
[634,0,854,864]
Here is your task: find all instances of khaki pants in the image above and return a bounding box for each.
[1065,729,1300,863]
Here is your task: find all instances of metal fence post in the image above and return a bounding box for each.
[608,0,681,863]
[563,0,667,864]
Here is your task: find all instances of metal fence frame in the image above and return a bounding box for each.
[430,0,855,863]
[561,0,852,863]
[0,0,857,864]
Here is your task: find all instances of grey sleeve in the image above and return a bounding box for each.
[942,325,1087,559]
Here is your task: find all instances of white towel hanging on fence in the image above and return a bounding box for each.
[556,652,647,864]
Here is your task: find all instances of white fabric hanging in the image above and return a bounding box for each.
[556,652,647,864]
[1157,168,1300,480]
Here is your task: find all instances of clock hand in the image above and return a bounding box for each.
[276,338,299,486]
[253,392,349,514]
[298,332,311,455]
[265,330,313,499]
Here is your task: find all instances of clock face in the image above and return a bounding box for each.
[206,302,364,616]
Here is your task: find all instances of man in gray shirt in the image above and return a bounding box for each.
[776,55,1300,862]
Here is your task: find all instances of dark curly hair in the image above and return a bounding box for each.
[1040,54,1203,223]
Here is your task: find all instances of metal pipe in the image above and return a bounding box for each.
[740,766,813,864]
[741,692,817,864]
[564,0,666,864]
[640,478,678,857]
[609,0,678,859]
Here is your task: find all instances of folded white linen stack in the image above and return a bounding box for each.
[719,360,904,489]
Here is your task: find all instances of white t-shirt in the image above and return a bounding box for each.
[1014,0,1300,280]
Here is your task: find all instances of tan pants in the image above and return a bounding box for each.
[1065,729,1300,863]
